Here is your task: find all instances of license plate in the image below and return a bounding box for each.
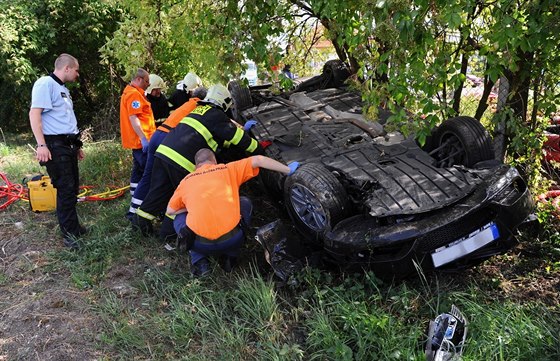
[431,222,500,268]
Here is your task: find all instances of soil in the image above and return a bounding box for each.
[0,211,105,360]
[1,193,559,360]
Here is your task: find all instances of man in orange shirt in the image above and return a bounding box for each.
[167,149,299,276]
[120,68,156,196]
[127,86,207,218]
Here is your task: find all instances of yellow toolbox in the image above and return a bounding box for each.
[28,176,57,212]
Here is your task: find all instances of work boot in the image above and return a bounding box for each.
[63,237,80,250]
[220,256,237,273]
[77,225,88,236]
[130,214,153,236]
[191,258,211,277]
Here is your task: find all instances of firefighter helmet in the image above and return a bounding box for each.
[146,74,166,94]
[204,84,233,111]
[182,72,202,91]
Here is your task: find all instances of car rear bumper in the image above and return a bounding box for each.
[323,166,535,276]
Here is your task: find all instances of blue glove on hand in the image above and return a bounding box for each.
[140,137,149,152]
[287,161,300,176]
[243,119,258,131]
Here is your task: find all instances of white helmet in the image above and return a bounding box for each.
[146,74,166,94]
[204,84,233,111]
[176,72,202,91]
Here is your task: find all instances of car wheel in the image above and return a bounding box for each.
[228,81,253,122]
[432,116,494,167]
[320,59,351,89]
[284,163,350,243]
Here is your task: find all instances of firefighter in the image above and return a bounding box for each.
[127,86,207,218]
[131,84,262,238]
[167,149,299,276]
[168,72,202,110]
[145,74,170,126]
[119,68,156,197]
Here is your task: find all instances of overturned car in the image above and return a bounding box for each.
[229,64,535,277]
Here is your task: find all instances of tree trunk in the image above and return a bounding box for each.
[452,54,468,113]
[473,77,495,120]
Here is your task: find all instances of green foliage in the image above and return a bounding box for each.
[0,0,124,135]
[1,138,559,360]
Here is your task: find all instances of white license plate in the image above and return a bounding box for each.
[431,222,500,268]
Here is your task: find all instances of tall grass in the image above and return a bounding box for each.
[1,134,559,360]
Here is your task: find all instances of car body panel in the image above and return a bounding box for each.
[238,83,535,276]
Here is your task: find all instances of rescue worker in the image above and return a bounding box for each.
[128,86,208,218]
[119,68,156,197]
[131,83,262,238]
[29,53,86,249]
[167,148,300,276]
[145,74,170,126]
[168,72,202,110]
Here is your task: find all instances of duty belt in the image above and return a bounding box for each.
[195,225,242,244]
[44,134,83,147]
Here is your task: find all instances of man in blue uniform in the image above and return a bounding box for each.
[29,53,86,249]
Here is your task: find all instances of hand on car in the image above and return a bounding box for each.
[243,119,258,131]
[288,161,300,175]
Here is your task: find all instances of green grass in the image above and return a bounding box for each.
[1,133,559,360]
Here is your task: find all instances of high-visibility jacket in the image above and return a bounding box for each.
[157,97,200,133]
[155,102,260,173]
[120,84,156,149]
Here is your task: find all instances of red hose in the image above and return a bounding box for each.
[0,173,25,210]
[1,173,128,210]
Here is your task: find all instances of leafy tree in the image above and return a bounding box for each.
[0,0,124,134]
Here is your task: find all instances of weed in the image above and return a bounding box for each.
[1,136,559,360]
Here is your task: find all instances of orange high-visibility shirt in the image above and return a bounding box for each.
[158,97,200,133]
[168,158,259,240]
[119,84,155,149]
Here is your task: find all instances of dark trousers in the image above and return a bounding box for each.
[43,137,81,238]
[130,149,147,196]
[137,157,188,220]
[129,130,167,214]
[173,196,253,265]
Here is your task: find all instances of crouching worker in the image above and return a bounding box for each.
[166,149,299,277]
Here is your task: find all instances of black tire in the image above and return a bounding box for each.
[228,81,253,122]
[283,163,350,243]
[432,116,494,167]
[321,60,350,88]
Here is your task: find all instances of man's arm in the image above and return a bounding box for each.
[129,114,148,141]
[29,108,51,163]
[250,155,291,174]
[166,206,187,215]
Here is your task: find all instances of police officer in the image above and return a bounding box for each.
[29,53,86,249]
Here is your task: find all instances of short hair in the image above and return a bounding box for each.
[194,148,216,165]
[193,86,208,100]
[133,68,149,82]
[54,54,78,70]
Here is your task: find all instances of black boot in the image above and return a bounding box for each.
[130,214,153,236]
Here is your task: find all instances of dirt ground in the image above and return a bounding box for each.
[1,202,559,360]
[0,214,105,360]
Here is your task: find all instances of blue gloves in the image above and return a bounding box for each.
[243,119,258,131]
[140,137,149,152]
[288,161,300,176]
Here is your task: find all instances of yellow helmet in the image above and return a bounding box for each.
[146,74,166,93]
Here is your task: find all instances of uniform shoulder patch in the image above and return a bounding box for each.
[131,100,141,109]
